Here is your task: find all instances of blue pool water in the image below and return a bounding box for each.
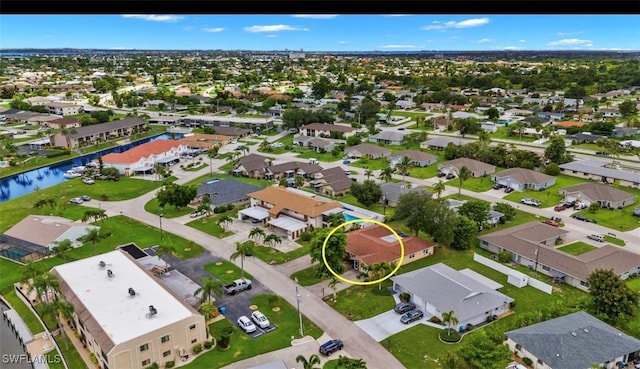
[343,213,361,222]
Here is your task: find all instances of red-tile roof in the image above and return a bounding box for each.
[346,225,435,266]
[102,139,183,164]
[555,120,586,128]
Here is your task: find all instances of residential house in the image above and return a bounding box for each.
[368,131,409,145]
[25,96,57,106]
[559,182,636,209]
[46,102,83,116]
[50,117,146,149]
[388,150,438,168]
[491,168,556,191]
[232,153,273,178]
[47,117,81,130]
[264,161,323,180]
[559,158,640,188]
[599,108,623,118]
[346,225,435,272]
[310,167,353,197]
[395,100,416,110]
[391,263,513,328]
[51,250,207,369]
[148,115,182,126]
[180,115,274,132]
[505,311,640,369]
[538,112,564,122]
[345,144,391,159]
[380,182,429,207]
[445,199,504,228]
[566,132,605,144]
[102,139,189,176]
[439,158,497,178]
[612,127,638,137]
[554,120,586,129]
[430,117,454,130]
[306,138,335,153]
[209,126,252,138]
[478,222,640,290]
[480,122,498,133]
[420,137,474,151]
[1,215,99,261]
[241,186,343,239]
[195,179,263,208]
[178,133,234,150]
[298,123,356,139]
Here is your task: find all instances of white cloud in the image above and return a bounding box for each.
[202,27,224,33]
[265,35,278,38]
[422,17,489,31]
[379,44,420,49]
[338,40,349,44]
[292,14,337,19]
[548,38,592,46]
[122,14,183,22]
[557,31,584,36]
[243,24,309,33]
[503,46,522,50]
[476,38,494,44]
[519,39,526,43]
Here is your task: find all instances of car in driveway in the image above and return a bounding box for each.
[521,198,541,207]
[554,204,567,211]
[81,195,91,201]
[69,197,84,204]
[400,309,423,324]
[393,301,416,314]
[237,315,257,333]
[319,339,344,356]
[492,183,504,190]
[190,210,205,218]
[504,187,514,193]
[542,219,559,227]
[587,234,605,242]
[571,214,589,222]
[251,310,270,329]
[437,172,447,178]
[445,173,456,180]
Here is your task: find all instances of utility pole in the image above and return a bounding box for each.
[296,286,304,338]
[159,213,164,241]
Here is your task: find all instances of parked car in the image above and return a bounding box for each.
[397,127,406,131]
[571,214,589,222]
[445,173,456,180]
[80,195,91,202]
[69,197,84,204]
[237,315,257,333]
[542,220,559,227]
[400,309,424,324]
[251,310,270,329]
[504,187,514,193]
[574,202,587,210]
[437,172,447,178]
[634,207,640,217]
[394,301,416,314]
[587,234,605,242]
[554,204,567,212]
[521,198,541,207]
[82,177,95,185]
[342,160,351,165]
[492,183,504,190]
[190,210,205,218]
[319,339,344,356]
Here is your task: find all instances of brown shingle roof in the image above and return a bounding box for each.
[440,157,496,173]
[69,117,146,138]
[494,167,554,185]
[248,186,342,217]
[236,153,272,173]
[300,123,356,133]
[561,183,636,204]
[347,143,392,156]
[391,150,437,163]
[347,225,435,266]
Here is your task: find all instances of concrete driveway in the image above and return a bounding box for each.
[354,310,422,342]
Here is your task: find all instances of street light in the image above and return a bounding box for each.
[533,243,541,275]
[383,192,388,218]
[296,286,304,338]
[159,213,164,241]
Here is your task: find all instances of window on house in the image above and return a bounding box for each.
[191,338,197,344]
[163,350,171,357]
[142,359,151,366]
[423,249,429,255]
[542,265,550,271]
[515,344,521,351]
[161,335,170,343]
[189,324,196,330]
[139,344,149,352]
[409,253,415,259]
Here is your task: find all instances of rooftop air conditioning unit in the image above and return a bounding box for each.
[128,288,136,297]
[148,305,158,318]
[107,269,114,279]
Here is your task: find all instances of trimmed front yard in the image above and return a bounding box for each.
[557,241,597,256]
[503,174,591,208]
[204,260,253,285]
[572,206,640,231]
[186,209,237,238]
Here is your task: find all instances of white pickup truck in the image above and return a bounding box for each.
[223,279,252,295]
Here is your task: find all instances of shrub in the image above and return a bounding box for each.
[523,357,533,366]
[543,163,560,176]
[218,334,230,349]
[299,231,313,242]
[439,329,461,343]
[192,343,203,354]
[204,340,213,349]
[429,316,442,324]
[213,206,226,214]
[399,292,411,302]
[145,363,159,369]
[226,204,235,211]
[222,326,234,336]
[99,194,109,201]
[509,301,517,309]
[498,250,511,263]
[165,361,175,369]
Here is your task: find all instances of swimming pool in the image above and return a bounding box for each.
[343,213,361,222]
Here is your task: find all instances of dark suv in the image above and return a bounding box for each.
[319,339,344,356]
[394,301,416,314]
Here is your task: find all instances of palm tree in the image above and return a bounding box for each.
[295,354,321,369]
[33,198,57,215]
[81,209,107,224]
[52,239,73,262]
[457,166,472,195]
[155,244,175,269]
[206,146,219,177]
[379,166,393,183]
[198,302,216,320]
[194,277,223,304]
[217,215,233,231]
[440,351,460,369]
[30,272,59,304]
[364,168,373,179]
[433,180,446,199]
[477,130,492,148]
[230,241,254,279]
[294,175,305,188]
[442,310,459,336]
[368,261,395,290]
[79,228,109,256]
[41,295,74,348]
[263,233,282,249]
[396,156,412,182]
[20,261,44,288]
[328,276,340,302]
[249,227,267,244]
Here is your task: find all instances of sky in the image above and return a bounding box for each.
[1,14,639,52]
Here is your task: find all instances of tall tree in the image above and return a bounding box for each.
[78,228,109,256]
[51,239,73,262]
[458,200,491,230]
[544,135,568,164]
[295,354,321,369]
[230,241,254,279]
[156,183,198,210]
[310,227,347,278]
[364,168,373,180]
[368,261,395,290]
[451,216,478,250]
[458,330,512,369]
[457,166,472,195]
[396,156,412,182]
[393,191,433,237]
[328,276,340,302]
[350,180,382,208]
[249,227,267,244]
[378,166,393,183]
[442,310,459,336]
[194,277,223,304]
[217,215,233,231]
[433,180,446,199]
[263,233,282,249]
[586,268,637,323]
[155,244,176,269]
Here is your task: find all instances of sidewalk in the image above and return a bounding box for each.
[60,321,96,369]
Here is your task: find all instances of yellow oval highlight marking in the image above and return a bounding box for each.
[322,218,404,286]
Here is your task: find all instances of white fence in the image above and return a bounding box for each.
[473,253,553,294]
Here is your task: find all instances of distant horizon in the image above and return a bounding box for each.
[1,48,639,53]
[2,15,639,51]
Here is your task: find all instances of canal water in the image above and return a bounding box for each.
[0,133,181,203]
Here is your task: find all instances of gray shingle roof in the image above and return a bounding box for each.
[421,136,474,148]
[559,158,640,183]
[560,182,636,204]
[381,182,429,202]
[494,167,555,185]
[506,311,640,369]
[196,179,263,206]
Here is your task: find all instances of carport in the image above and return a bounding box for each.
[239,207,269,223]
[267,216,307,240]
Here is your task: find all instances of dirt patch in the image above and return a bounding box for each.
[272,307,281,312]
[215,261,223,266]
[249,304,258,311]
[184,248,191,252]
[226,270,234,274]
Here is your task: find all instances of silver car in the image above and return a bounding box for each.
[237,315,256,333]
[400,309,423,324]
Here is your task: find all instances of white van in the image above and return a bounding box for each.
[309,158,318,164]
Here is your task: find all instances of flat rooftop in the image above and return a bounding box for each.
[52,250,194,345]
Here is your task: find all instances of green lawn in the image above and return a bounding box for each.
[604,235,626,246]
[296,150,342,163]
[351,158,390,171]
[389,110,432,119]
[251,240,313,265]
[328,281,396,320]
[144,197,194,218]
[184,172,273,189]
[3,289,45,333]
[204,260,253,285]
[0,176,169,233]
[491,127,537,142]
[458,173,500,192]
[557,241,597,256]
[56,335,89,369]
[627,277,640,292]
[182,294,323,369]
[0,152,80,179]
[573,207,640,231]
[503,174,590,208]
[186,209,238,238]
[290,265,323,286]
